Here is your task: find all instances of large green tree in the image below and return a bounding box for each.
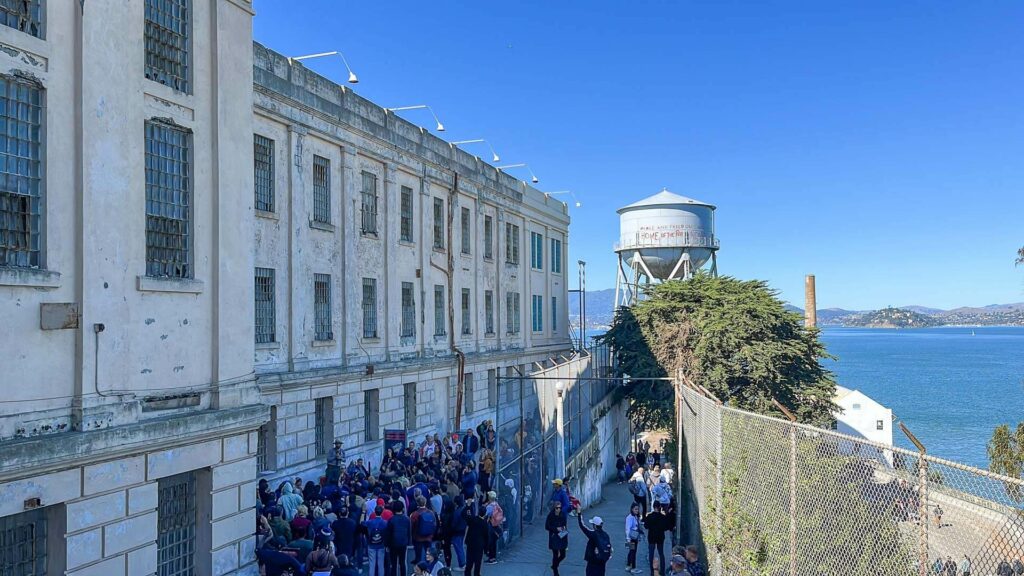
[987,422,1024,502]
[600,275,837,428]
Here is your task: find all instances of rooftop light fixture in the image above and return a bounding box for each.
[497,163,539,184]
[386,105,445,132]
[288,51,359,84]
[545,190,582,208]
[451,139,501,163]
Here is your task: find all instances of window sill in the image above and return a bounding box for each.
[432,247,447,254]
[361,337,380,343]
[460,251,472,258]
[505,261,519,267]
[398,240,415,247]
[484,332,496,338]
[311,339,336,348]
[256,209,278,221]
[361,231,379,239]
[0,267,61,289]
[483,256,494,262]
[255,341,280,350]
[136,276,204,294]
[310,220,335,233]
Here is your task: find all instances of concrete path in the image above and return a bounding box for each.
[488,482,646,576]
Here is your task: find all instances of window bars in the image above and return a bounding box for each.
[312,155,331,224]
[0,0,41,38]
[254,268,275,344]
[485,290,494,334]
[361,171,378,235]
[532,294,543,332]
[505,223,519,264]
[0,75,42,269]
[401,282,416,338]
[157,472,196,576]
[461,207,471,254]
[0,507,47,575]
[404,383,416,431]
[551,296,558,332]
[461,288,471,335]
[484,216,493,259]
[399,185,413,242]
[362,278,377,338]
[314,273,332,341]
[145,120,193,279]
[145,0,191,93]
[432,198,444,250]
[434,285,445,336]
[506,292,520,334]
[551,238,562,273]
[315,397,332,456]
[531,232,543,269]
[253,134,274,212]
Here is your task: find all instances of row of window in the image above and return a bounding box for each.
[257,369,508,473]
[254,268,559,345]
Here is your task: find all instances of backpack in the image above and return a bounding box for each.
[489,503,504,527]
[628,480,641,496]
[417,510,437,537]
[367,520,386,545]
[591,530,612,562]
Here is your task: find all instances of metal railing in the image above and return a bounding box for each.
[678,384,1024,576]
[614,232,719,252]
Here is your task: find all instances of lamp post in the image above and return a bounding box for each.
[288,51,359,84]
[555,380,566,478]
[544,190,582,208]
[386,105,445,132]
[451,139,500,163]
[496,163,539,184]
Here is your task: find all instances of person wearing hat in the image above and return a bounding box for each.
[550,478,571,523]
[667,554,691,576]
[306,533,341,575]
[327,440,346,485]
[574,502,613,576]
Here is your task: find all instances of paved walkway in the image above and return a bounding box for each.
[489,482,640,576]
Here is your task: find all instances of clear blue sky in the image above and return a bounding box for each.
[253,1,1024,310]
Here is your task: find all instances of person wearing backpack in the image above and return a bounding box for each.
[386,501,412,576]
[364,505,389,576]
[629,470,649,517]
[485,492,504,564]
[463,502,489,576]
[411,496,438,565]
[575,502,612,576]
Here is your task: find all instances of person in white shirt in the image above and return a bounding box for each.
[624,503,644,574]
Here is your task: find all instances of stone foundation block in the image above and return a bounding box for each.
[128,483,158,515]
[67,555,125,576]
[66,527,102,569]
[103,511,157,557]
[212,509,254,549]
[147,439,222,480]
[67,490,126,532]
[213,457,254,490]
[83,455,145,496]
[0,468,81,518]
[127,543,158,576]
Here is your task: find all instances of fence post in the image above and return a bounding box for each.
[900,422,929,576]
[772,399,798,576]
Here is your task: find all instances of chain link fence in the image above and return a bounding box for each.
[678,384,1024,576]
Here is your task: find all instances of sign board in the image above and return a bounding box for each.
[383,429,406,455]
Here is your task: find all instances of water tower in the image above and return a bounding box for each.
[614,189,719,307]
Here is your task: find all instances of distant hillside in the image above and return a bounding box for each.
[574,289,1024,330]
[842,307,942,329]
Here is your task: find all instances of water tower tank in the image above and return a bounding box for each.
[614,189,719,305]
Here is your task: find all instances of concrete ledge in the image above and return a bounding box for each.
[136,275,205,294]
[0,405,268,483]
[0,266,60,288]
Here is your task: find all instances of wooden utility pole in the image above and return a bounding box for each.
[804,275,817,328]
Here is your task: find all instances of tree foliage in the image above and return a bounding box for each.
[987,422,1024,502]
[599,275,838,428]
[1017,246,1024,266]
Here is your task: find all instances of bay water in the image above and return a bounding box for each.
[820,326,1024,469]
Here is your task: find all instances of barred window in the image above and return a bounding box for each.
[463,372,474,416]
[432,198,444,250]
[362,277,377,338]
[364,389,380,441]
[484,290,494,334]
[145,0,191,93]
[532,294,543,332]
[399,185,413,242]
[552,296,558,332]
[314,273,332,341]
[312,155,331,224]
[461,288,471,335]
[404,382,416,431]
[505,223,519,264]
[0,507,48,575]
[254,268,275,344]
[0,75,43,269]
[460,207,471,254]
[253,134,274,212]
[157,472,196,576]
[551,238,562,273]
[530,232,544,269]
[433,284,445,336]
[487,369,497,408]
[145,120,193,279]
[0,0,42,38]
[401,281,416,338]
[506,291,520,334]
[361,171,378,235]
[483,215,493,259]
[315,397,333,457]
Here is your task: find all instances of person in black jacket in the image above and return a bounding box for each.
[546,501,569,576]
[387,501,412,576]
[643,503,672,576]
[575,503,611,576]
[448,495,468,570]
[463,500,489,576]
[332,507,358,563]
[256,536,305,576]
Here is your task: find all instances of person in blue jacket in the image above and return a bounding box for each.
[550,478,571,522]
